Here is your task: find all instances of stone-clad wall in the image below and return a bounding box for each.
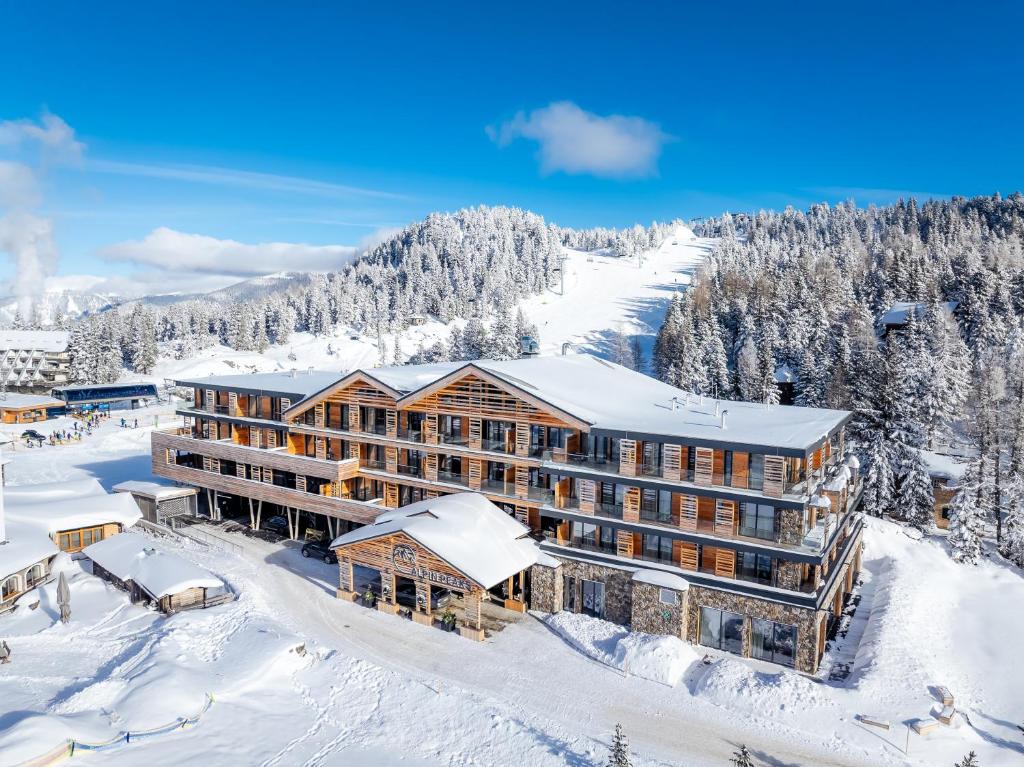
[529,563,562,613]
[684,585,821,673]
[776,560,803,591]
[778,507,804,546]
[631,581,686,636]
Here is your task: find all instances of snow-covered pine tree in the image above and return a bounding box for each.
[606,723,632,767]
[463,318,487,360]
[948,481,983,564]
[862,429,896,517]
[895,446,935,531]
[484,310,519,361]
[954,751,979,767]
[730,745,756,767]
[608,325,635,370]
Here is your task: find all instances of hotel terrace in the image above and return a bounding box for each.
[152,354,863,673]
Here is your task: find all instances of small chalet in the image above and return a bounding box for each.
[84,532,230,613]
[331,493,541,639]
[0,393,64,423]
[879,300,959,336]
[113,480,199,527]
[920,450,966,530]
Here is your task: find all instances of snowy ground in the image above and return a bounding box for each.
[1,413,1022,766]
[136,226,713,385]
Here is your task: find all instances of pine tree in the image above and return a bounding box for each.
[948,482,983,564]
[954,751,979,767]
[606,723,632,767]
[608,325,635,370]
[730,745,756,767]
[862,429,895,517]
[484,310,519,360]
[895,447,935,531]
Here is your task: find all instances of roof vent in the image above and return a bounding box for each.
[720,410,728,429]
[670,396,680,411]
[307,367,314,375]
[289,369,297,378]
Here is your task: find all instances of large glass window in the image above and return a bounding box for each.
[739,503,776,540]
[581,579,605,618]
[751,619,797,667]
[749,454,765,491]
[642,534,674,563]
[724,451,733,486]
[736,552,775,585]
[699,607,744,655]
[562,576,576,611]
[686,447,696,481]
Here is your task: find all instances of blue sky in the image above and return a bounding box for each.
[0,2,1022,296]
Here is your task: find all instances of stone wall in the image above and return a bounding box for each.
[776,560,803,591]
[778,506,804,546]
[528,563,562,613]
[631,581,687,637]
[684,585,822,673]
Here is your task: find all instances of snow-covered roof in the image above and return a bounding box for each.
[535,551,562,568]
[632,568,689,591]
[113,480,198,501]
[919,450,967,485]
[0,520,58,578]
[172,369,344,403]
[6,478,142,534]
[809,494,832,508]
[773,364,796,384]
[0,330,69,353]
[0,393,63,410]
[880,301,958,327]
[330,492,540,590]
[84,532,223,599]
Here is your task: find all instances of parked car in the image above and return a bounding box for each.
[301,541,337,564]
[395,580,451,610]
[21,429,45,441]
[262,515,289,536]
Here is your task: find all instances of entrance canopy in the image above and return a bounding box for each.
[330,492,540,591]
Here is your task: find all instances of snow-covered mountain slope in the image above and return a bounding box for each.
[135,271,317,307]
[143,225,714,383]
[0,287,121,325]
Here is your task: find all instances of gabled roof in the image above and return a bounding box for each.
[280,368,413,418]
[171,370,342,404]
[330,492,540,590]
[6,478,142,534]
[880,300,959,327]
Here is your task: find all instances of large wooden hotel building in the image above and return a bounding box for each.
[153,354,863,673]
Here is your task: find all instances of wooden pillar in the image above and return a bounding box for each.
[416,580,431,615]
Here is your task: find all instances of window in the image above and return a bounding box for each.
[581,579,605,618]
[724,451,733,486]
[941,505,951,520]
[562,575,577,611]
[699,606,744,655]
[642,534,674,563]
[739,503,776,540]
[749,454,765,491]
[26,564,45,587]
[659,588,679,606]
[736,552,775,585]
[751,619,797,667]
[2,576,19,600]
[686,447,696,481]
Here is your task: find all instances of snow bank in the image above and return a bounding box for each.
[84,532,224,598]
[545,611,699,686]
[692,657,836,717]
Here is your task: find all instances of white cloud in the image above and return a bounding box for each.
[0,161,40,208]
[488,101,671,178]
[88,159,406,200]
[101,227,359,278]
[0,112,84,162]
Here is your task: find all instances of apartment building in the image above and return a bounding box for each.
[0,330,71,391]
[152,354,863,673]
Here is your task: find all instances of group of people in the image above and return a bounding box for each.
[119,417,139,429]
[47,428,84,445]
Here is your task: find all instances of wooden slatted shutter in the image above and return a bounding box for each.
[296,475,307,493]
[715,499,736,535]
[763,455,785,497]
[468,459,482,490]
[315,437,326,460]
[515,423,529,457]
[425,453,438,482]
[694,447,713,485]
[384,483,399,508]
[280,397,291,414]
[678,495,698,531]
[205,389,215,413]
[386,409,397,439]
[425,489,439,499]
[616,529,634,558]
[202,456,213,472]
[164,448,174,465]
[348,404,361,433]
[578,479,595,513]
[623,486,640,522]
[514,506,529,526]
[662,444,682,481]
[468,417,482,449]
[251,428,261,449]
[619,439,637,477]
[262,466,273,483]
[714,548,736,578]
[228,391,237,416]
[235,462,246,478]
[679,542,698,571]
[347,441,360,460]
[712,450,725,485]
[424,413,437,445]
[315,403,325,428]
[266,430,277,449]
[515,465,529,499]
[385,446,398,474]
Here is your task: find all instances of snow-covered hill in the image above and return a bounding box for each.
[143,224,714,383]
[0,287,121,325]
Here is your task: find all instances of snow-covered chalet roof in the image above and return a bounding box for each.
[0,330,69,353]
[919,450,967,486]
[113,480,198,501]
[0,393,63,410]
[632,568,689,591]
[6,478,142,534]
[83,532,223,599]
[171,369,345,405]
[880,301,959,327]
[0,520,59,579]
[330,492,540,590]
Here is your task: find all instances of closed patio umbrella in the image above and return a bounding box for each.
[57,571,71,624]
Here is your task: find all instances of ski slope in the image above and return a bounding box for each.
[140,225,714,385]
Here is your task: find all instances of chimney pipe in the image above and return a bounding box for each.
[720,410,729,429]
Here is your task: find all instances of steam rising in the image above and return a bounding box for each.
[0,113,83,320]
